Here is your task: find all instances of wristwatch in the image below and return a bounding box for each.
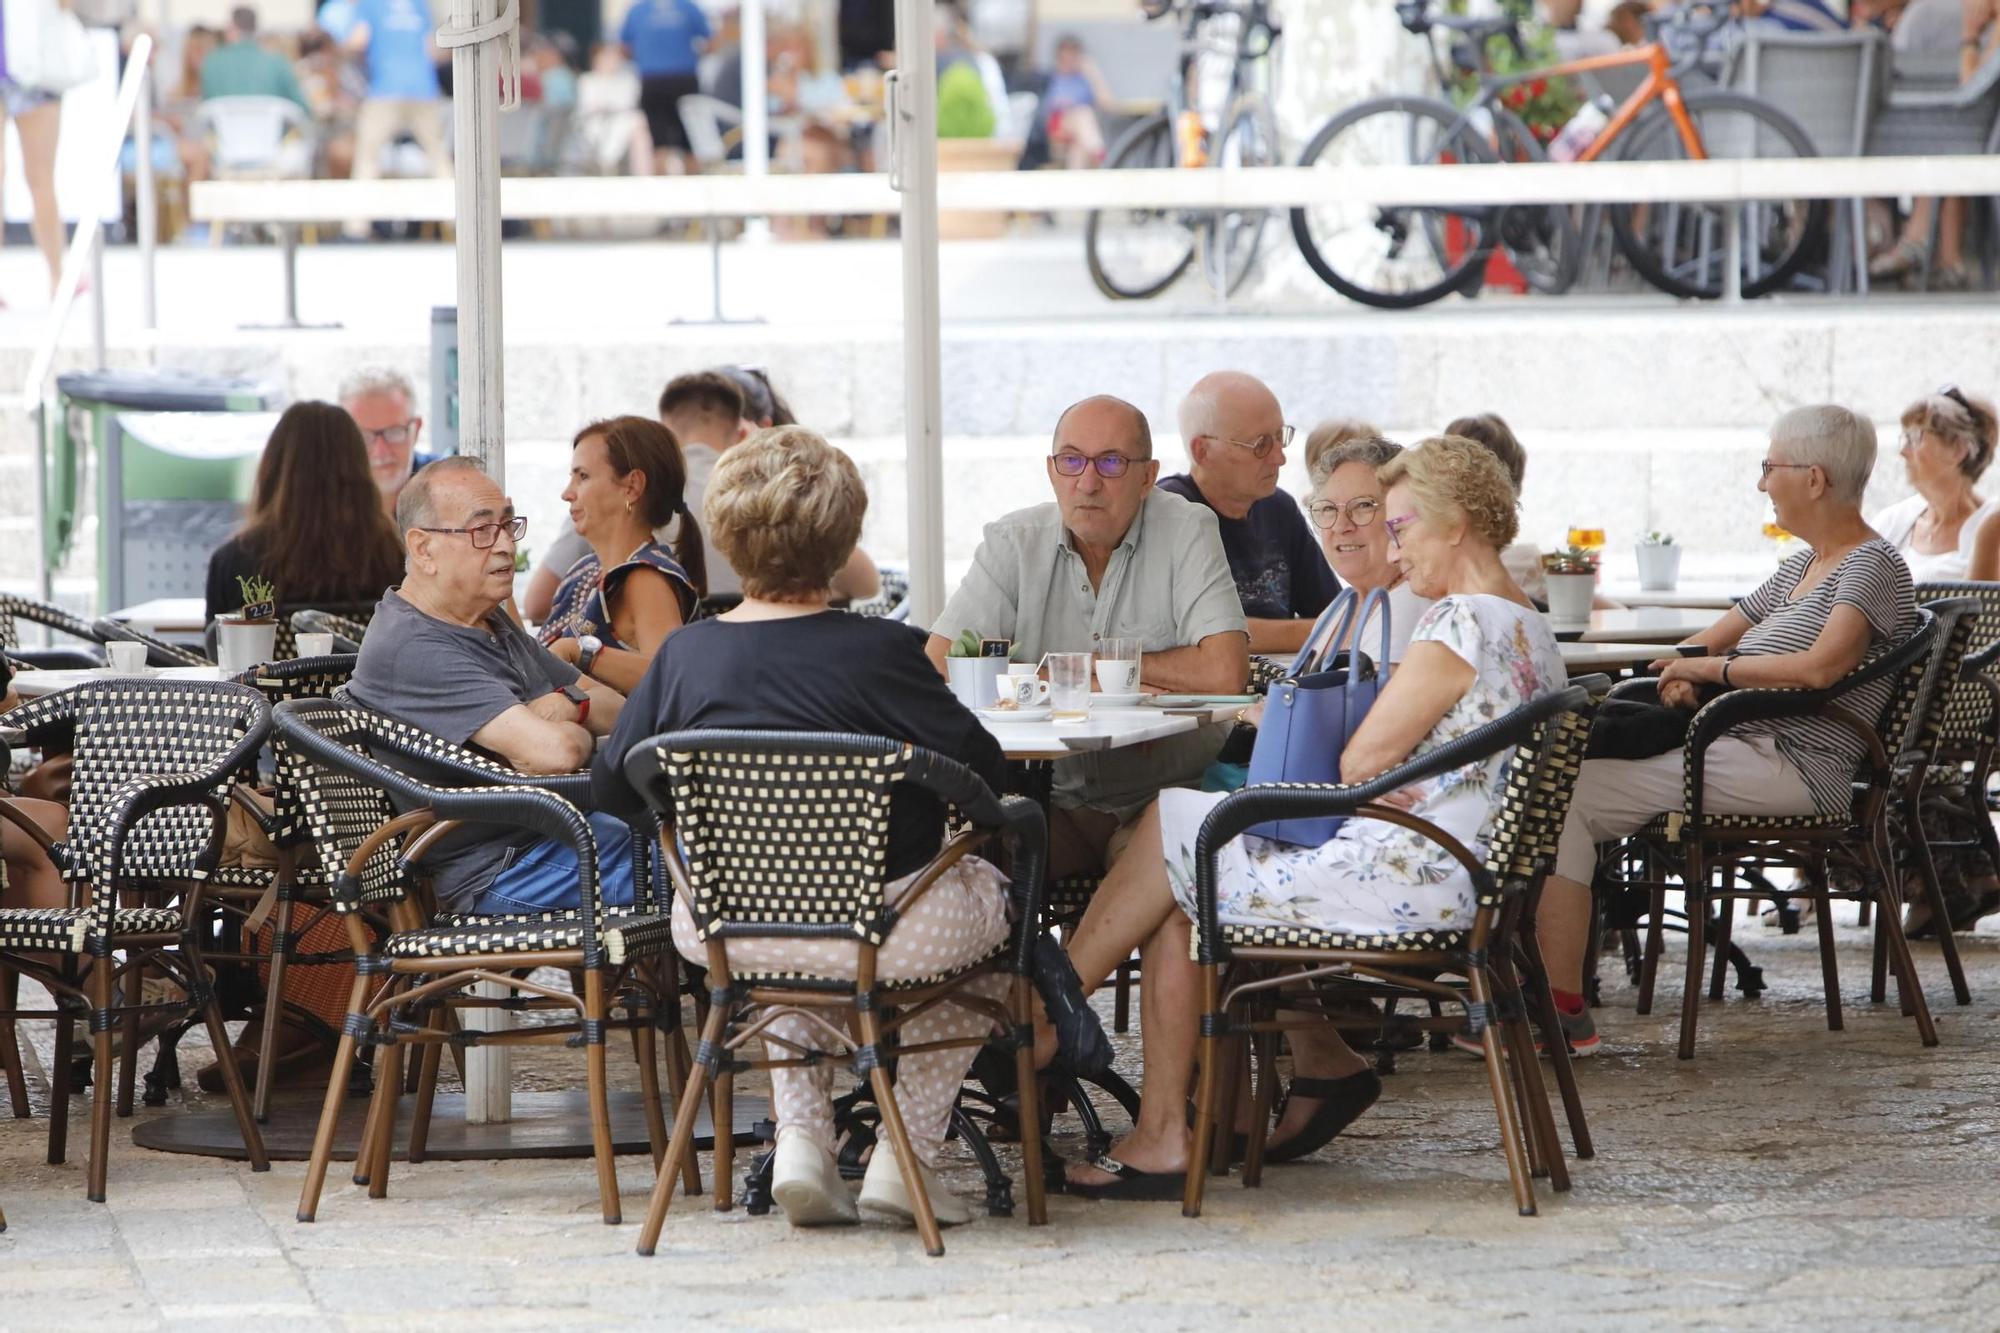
[576,634,603,675]
[560,683,591,725]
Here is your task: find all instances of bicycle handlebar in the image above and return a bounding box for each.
[1396,0,1524,61]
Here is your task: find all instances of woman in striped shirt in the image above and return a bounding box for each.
[1535,405,1918,1056]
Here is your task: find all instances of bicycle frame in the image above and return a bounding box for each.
[1475,40,1706,164]
[1161,0,1277,164]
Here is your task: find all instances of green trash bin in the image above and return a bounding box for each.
[50,371,279,612]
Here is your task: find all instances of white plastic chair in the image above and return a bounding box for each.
[190,95,315,179]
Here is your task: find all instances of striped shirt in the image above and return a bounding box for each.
[1734,540,1917,814]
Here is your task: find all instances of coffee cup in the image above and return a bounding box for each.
[106,641,148,674]
[1094,658,1139,694]
[997,673,1050,708]
[296,632,337,658]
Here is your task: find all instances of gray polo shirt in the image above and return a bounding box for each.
[934,489,1247,819]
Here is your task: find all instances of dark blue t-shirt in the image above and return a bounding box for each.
[1157,473,1340,621]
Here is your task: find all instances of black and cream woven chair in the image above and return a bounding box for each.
[92,618,213,668]
[1618,610,1950,1060]
[0,678,273,1201]
[288,608,372,654]
[1904,582,2000,936]
[1182,684,1597,1219]
[620,729,1051,1259]
[272,696,680,1227]
[0,594,107,670]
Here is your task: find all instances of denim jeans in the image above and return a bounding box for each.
[471,812,638,916]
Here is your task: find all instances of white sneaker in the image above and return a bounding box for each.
[857,1145,973,1228]
[770,1131,859,1227]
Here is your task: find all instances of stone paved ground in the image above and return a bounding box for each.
[6,910,2000,1330]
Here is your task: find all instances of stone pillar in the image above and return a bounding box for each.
[1270,0,1434,156]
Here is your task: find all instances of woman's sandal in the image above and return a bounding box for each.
[1065,1154,1188,1201]
[1256,1069,1383,1164]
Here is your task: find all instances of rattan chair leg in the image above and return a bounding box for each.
[195,963,271,1175]
[1468,969,1536,1217]
[1497,961,1569,1190]
[1208,1034,1245,1179]
[634,1018,669,1170]
[1636,883,1666,1016]
[860,1006,943,1258]
[1241,1027,1279,1189]
[296,1027,363,1221]
[1912,833,1973,1006]
[1707,903,1735,1003]
[1,966,29,1118]
[253,892,296,1122]
[1676,878,1707,1061]
[1113,958,1134,1034]
[47,978,74,1165]
[407,1042,443,1164]
[85,958,115,1202]
[1494,993,1547,1181]
[1517,934,1593,1160]
[660,1014,702,1198]
[1808,882,1844,1030]
[115,955,142,1118]
[636,1000,726,1255]
[1010,975,1048,1227]
[584,970,622,1225]
[1874,879,1938,1047]
[1182,971,1223,1220]
[365,1043,404,1199]
[1870,911,1890,1006]
[710,1060,736,1212]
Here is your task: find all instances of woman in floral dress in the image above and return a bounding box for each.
[1060,435,1566,1198]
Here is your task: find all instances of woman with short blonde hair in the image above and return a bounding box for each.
[705,425,868,601]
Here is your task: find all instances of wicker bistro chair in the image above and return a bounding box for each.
[1906,582,2000,930]
[271,696,679,1227]
[1620,610,1953,1060]
[0,679,274,1200]
[92,618,213,668]
[1182,685,1598,1219]
[620,729,1052,1259]
[0,594,107,670]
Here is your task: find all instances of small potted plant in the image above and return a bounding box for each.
[943,627,1008,710]
[217,573,280,673]
[1636,531,1681,592]
[1541,545,1597,623]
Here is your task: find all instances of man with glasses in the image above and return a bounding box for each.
[928,394,1248,879]
[1159,371,1340,655]
[347,458,633,916]
[340,366,442,519]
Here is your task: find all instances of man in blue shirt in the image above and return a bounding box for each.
[620,0,710,171]
[345,0,447,233]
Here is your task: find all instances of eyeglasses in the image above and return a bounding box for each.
[1383,512,1420,549]
[360,420,416,447]
[1210,425,1296,459]
[417,515,527,549]
[1759,460,1816,479]
[1307,496,1382,530]
[1051,451,1140,479]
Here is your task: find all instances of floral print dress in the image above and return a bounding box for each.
[537,541,696,650]
[1158,593,1566,937]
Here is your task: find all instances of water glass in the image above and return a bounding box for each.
[1047,652,1092,720]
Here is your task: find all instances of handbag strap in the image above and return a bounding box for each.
[1342,586,1395,730]
[1288,589,1358,677]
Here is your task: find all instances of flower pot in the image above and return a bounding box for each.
[216,618,277,674]
[1544,571,1595,624]
[935,137,1023,240]
[945,655,1006,711]
[1635,543,1682,592]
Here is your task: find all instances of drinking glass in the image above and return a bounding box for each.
[1047,652,1093,720]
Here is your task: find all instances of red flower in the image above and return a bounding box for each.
[1529,77,1549,98]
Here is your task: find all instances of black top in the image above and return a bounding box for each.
[593,611,1006,881]
[1157,473,1340,622]
[205,533,269,623]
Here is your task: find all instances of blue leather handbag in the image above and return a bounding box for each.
[1243,587,1393,847]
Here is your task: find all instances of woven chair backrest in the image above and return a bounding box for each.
[240,656,359,845]
[1915,582,2000,759]
[278,699,415,909]
[0,595,102,653]
[1479,699,1595,900]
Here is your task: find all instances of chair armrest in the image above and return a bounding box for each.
[1962,637,2000,679]
[1607,676,1663,703]
[905,747,1049,969]
[92,770,233,936]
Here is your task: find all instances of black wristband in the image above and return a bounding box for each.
[1721,658,1734,688]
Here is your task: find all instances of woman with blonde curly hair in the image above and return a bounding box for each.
[1058,434,1567,1198]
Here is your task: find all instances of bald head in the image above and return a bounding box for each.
[1179,371,1280,445]
[1053,394,1151,459]
[1180,371,1287,514]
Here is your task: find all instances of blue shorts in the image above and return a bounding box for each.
[471,811,639,916]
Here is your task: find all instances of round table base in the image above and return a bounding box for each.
[130,1089,769,1162]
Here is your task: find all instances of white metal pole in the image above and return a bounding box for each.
[740,0,769,242]
[893,0,943,628]
[441,0,517,1124]
[135,58,157,344]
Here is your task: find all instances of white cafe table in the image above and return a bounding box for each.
[108,598,209,635]
[1561,640,1705,674]
[10,665,227,699]
[976,699,1247,761]
[1599,580,1754,611]
[1548,606,1720,644]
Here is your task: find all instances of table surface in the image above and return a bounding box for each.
[11,665,226,698]
[108,598,209,633]
[977,699,1243,761]
[1560,640,1705,672]
[1599,580,1755,610]
[1549,606,1723,643]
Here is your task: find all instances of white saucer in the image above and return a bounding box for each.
[1093,692,1144,708]
[980,704,1052,722]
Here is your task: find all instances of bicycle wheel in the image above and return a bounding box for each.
[1490,108,1582,296]
[1200,98,1278,298]
[1607,90,1829,300]
[1085,111,1198,301]
[1290,95,1500,310]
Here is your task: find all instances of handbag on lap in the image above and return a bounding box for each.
[1244,587,1391,847]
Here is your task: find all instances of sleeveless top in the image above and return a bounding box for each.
[537,541,697,650]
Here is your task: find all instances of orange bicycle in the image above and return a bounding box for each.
[1290,0,1828,306]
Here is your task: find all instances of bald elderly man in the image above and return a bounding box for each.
[1159,371,1340,655]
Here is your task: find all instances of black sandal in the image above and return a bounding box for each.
[1065,1154,1187,1201]
[1031,933,1113,1079]
[1258,1069,1382,1164]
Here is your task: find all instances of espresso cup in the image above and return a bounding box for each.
[296,632,337,658]
[1094,658,1139,694]
[106,641,148,674]
[997,674,1050,708]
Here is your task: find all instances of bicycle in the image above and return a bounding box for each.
[1290,0,1829,308]
[1083,0,1281,301]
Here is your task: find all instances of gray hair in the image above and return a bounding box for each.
[338,365,418,409]
[1770,405,1876,507]
[1311,435,1404,489]
[395,455,485,536]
